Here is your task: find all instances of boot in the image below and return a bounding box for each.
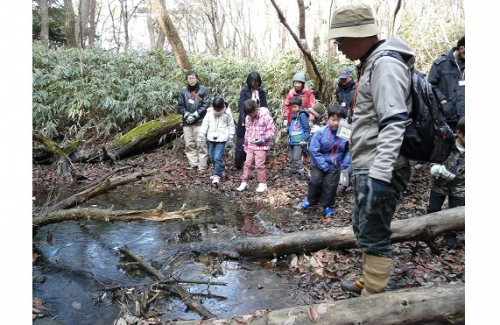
[340,276,364,294]
[361,254,392,297]
[340,252,366,294]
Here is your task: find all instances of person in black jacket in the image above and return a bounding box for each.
[335,67,356,116]
[428,36,465,131]
[177,70,211,171]
[233,72,268,170]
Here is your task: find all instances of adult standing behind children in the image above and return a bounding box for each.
[327,2,413,297]
[234,72,268,171]
[236,99,276,193]
[335,67,356,115]
[427,117,465,247]
[284,96,311,180]
[428,36,465,131]
[197,96,236,184]
[177,70,210,171]
[301,105,351,217]
[283,72,316,127]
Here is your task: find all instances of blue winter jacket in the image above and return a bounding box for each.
[287,108,311,145]
[309,125,351,172]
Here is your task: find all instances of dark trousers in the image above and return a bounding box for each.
[427,190,465,213]
[352,163,411,258]
[307,165,340,208]
[234,135,246,169]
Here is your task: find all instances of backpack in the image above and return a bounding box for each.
[369,51,455,164]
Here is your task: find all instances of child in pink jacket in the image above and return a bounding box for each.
[236,99,276,192]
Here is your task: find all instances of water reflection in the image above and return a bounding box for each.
[33,187,309,324]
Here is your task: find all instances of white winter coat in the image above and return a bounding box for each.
[199,107,236,142]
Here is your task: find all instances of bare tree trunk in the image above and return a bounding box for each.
[39,0,50,47]
[207,0,220,55]
[63,0,78,48]
[269,0,324,94]
[150,0,192,70]
[88,0,97,46]
[119,0,130,48]
[297,0,315,80]
[389,0,402,37]
[145,0,156,49]
[79,0,91,48]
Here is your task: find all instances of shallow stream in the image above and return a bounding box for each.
[32,186,312,324]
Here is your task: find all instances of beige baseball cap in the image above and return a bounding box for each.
[327,2,380,39]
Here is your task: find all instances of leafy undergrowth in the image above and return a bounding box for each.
[32,140,465,322]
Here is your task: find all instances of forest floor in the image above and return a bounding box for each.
[32,136,465,322]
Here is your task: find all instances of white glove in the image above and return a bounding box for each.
[183,112,191,119]
[186,111,199,124]
[197,135,206,147]
[226,136,235,148]
[430,164,455,181]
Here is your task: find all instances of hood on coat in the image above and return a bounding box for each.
[371,36,415,69]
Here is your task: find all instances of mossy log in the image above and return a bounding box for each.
[176,207,465,259]
[33,133,81,163]
[33,115,182,164]
[33,203,209,228]
[113,115,182,159]
[173,282,465,325]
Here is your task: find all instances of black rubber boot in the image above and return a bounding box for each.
[340,279,363,294]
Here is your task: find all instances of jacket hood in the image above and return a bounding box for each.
[372,36,415,69]
[294,107,310,118]
[256,106,271,119]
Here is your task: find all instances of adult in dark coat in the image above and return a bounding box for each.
[428,36,465,131]
[233,72,268,170]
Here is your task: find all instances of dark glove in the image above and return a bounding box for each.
[365,177,393,214]
[255,137,267,146]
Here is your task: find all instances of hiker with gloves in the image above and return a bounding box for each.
[327,2,414,296]
[178,70,210,172]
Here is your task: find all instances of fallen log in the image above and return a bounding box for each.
[36,168,154,215]
[118,245,216,320]
[34,116,183,165]
[172,282,465,325]
[176,207,465,259]
[33,203,209,228]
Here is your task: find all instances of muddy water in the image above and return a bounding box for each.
[32,187,312,324]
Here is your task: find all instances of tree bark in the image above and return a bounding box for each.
[176,207,465,259]
[269,0,324,94]
[297,0,315,81]
[145,0,156,49]
[39,0,50,47]
[173,282,465,325]
[63,0,78,48]
[150,0,192,70]
[78,0,92,48]
[34,203,209,228]
[88,0,97,46]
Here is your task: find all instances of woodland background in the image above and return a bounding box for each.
[4,0,493,323]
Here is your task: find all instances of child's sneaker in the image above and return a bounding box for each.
[323,206,335,216]
[211,175,220,184]
[236,182,248,192]
[255,183,268,192]
[301,199,311,209]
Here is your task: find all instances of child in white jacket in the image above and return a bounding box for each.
[197,97,236,184]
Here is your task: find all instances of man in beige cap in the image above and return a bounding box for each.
[327,2,414,296]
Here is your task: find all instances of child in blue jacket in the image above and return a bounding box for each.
[284,96,311,179]
[301,105,351,216]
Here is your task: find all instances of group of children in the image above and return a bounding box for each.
[193,72,465,243]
